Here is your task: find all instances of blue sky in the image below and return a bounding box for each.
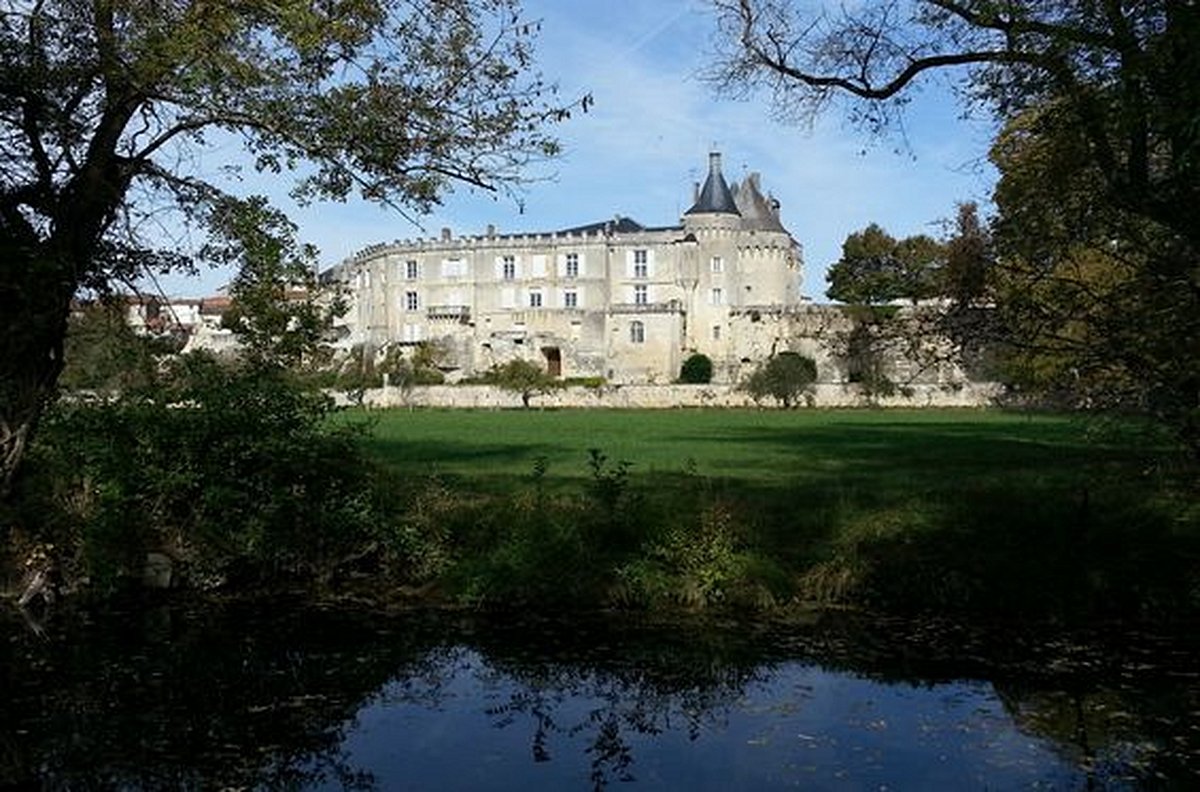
[153,0,998,301]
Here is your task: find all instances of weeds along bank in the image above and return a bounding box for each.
[4,390,1198,624]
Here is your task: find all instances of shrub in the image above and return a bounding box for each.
[483,359,559,408]
[679,353,714,384]
[742,351,818,407]
[17,354,402,593]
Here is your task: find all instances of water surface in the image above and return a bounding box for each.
[2,605,1196,789]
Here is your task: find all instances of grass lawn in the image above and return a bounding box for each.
[347,407,1196,620]
[355,407,1150,488]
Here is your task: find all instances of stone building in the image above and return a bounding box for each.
[326,152,805,383]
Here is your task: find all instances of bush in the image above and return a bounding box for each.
[742,351,818,407]
[482,359,559,407]
[16,353,403,593]
[679,353,714,384]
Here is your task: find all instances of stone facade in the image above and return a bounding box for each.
[325,152,805,384]
[324,152,987,397]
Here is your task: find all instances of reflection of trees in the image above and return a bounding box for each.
[3,607,1197,789]
[466,621,772,789]
[996,679,1200,786]
[0,604,449,789]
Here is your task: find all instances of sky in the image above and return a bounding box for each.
[150,0,999,301]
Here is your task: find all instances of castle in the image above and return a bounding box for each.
[327,152,806,383]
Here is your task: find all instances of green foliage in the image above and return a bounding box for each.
[356,408,1199,622]
[1,0,582,493]
[840,308,898,400]
[979,107,1200,454]
[826,223,944,304]
[679,353,714,384]
[214,197,344,369]
[60,301,178,393]
[18,354,399,592]
[483,358,560,407]
[742,351,818,408]
[711,1,1200,456]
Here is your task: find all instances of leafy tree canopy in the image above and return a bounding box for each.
[711,0,1200,453]
[1,0,581,494]
[679,353,714,384]
[484,358,559,408]
[826,223,943,304]
[743,351,817,408]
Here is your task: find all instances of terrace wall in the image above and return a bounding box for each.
[338,381,1002,410]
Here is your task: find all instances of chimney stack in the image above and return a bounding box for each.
[440,227,451,241]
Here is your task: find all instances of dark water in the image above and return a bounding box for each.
[2,603,1197,790]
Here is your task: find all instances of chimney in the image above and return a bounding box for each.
[709,151,722,175]
[693,181,700,202]
[441,227,451,242]
[486,223,496,237]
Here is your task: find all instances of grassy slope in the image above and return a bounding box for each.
[351,408,1197,620]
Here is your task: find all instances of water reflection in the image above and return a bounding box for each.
[1,604,1196,789]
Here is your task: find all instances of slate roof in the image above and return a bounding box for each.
[556,216,647,235]
[685,152,740,216]
[732,172,786,232]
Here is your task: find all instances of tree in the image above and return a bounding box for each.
[1,0,581,497]
[679,353,714,384]
[982,108,1200,433]
[826,223,943,305]
[216,198,343,370]
[710,0,1200,451]
[485,359,559,408]
[743,351,817,408]
[60,299,175,394]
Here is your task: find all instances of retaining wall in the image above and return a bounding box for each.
[338,381,1002,410]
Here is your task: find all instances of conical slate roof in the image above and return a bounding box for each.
[685,152,740,215]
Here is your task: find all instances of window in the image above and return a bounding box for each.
[634,285,648,305]
[564,289,578,308]
[404,291,419,311]
[406,260,419,280]
[529,290,543,308]
[630,321,645,344]
[710,287,723,306]
[565,253,579,278]
[710,256,724,274]
[712,325,722,340]
[502,255,516,280]
[633,249,648,279]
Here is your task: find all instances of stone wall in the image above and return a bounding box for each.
[339,381,1002,410]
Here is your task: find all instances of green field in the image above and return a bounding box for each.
[357,407,1146,489]
[350,408,1197,620]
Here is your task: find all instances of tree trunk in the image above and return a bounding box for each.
[0,243,73,500]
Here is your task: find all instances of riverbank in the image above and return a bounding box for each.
[338,408,1199,622]
[5,407,1198,625]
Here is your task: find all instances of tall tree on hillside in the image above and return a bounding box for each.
[0,0,582,495]
[709,0,1200,451]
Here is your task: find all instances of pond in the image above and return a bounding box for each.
[2,603,1197,789]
